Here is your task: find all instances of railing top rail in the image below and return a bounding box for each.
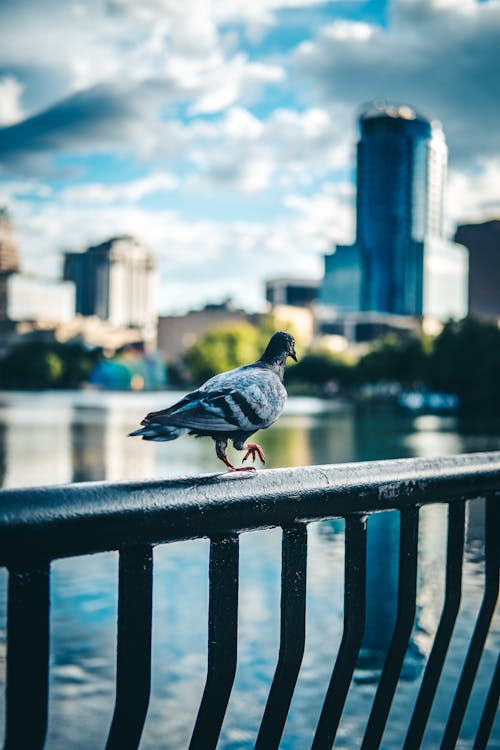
[1,452,500,565]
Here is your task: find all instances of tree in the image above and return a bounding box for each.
[0,340,99,389]
[356,334,429,387]
[0,342,64,388]
[285,350,355,388]
[429,318,500,415]
[184,322,263,383]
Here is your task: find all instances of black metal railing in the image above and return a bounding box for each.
[1,452,499,750]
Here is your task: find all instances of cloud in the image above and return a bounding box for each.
[61,173,179,204]
[0,51,285,175]
[108,0,343,33]
[0,179,52,203]
[293,0,500,164]
[0,87,350,191]
[189,56,285,115]
[0,84,151,173]
[0,80,194,174]
[0,2,127,104]
[0,0,287,128]
[283,181,355,245]
[447,157,500,229]
[6,189,333,312]
[0,76,25,125]
[186,106,350,192]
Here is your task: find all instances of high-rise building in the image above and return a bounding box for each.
[0,207,20,324]
[0,207,76,336]
[265,278,319,308]
[7,275,75,324]
[454,219,500,323]
[320,102,467,333]
[63,236,157,336]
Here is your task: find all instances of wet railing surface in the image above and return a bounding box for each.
[0,452,499,750]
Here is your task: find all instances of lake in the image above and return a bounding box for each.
[0,390,499,749]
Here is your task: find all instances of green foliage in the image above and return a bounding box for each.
[356,334,429,387]
[179,316,500,416]
[285,350,355,387]
[184,315,307,384]
[257,313,304,351]
[429,318,500,415]
[184,322,263,383]
[44,351,64,384]
[353,319,500,415]
[0,340,99,389]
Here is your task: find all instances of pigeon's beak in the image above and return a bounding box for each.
[290,344,297,362]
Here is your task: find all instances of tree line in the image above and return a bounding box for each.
[1,317,499,416]
[183,318,500,416]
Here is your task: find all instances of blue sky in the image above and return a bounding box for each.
[0,0,499,313]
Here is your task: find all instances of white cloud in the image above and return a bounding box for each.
[283,181,355,246]
[0,0,286,122]
[189,56,285,115]
[186,106,350,192]
[61,173,179,204]
[447,158,500,229]
[0,76,24,125]
[0,179,52,202]
[110,0,342,32]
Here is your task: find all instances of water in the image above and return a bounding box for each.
[0,390,499,749]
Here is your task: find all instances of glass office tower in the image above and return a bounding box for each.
[321,102,467,322]
[357,102,445,315]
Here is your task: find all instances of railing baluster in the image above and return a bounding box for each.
[360,506,420,750]
[311,515,367,750]
[189,534,239,750]
[1,456,499,749]
[473,652,500,750]
[255,523,307,750]
[105,545,153,750]
[440,495,500,750]
[403,501,466,750]
[4,562,50,750]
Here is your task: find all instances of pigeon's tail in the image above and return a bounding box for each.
[128,424,187,442]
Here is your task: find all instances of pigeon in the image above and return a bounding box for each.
[129,331,297,471]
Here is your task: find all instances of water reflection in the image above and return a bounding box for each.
[318,506,448,685]
[71,406,107,482]
[357,512,407,680]
[0,424,6,487]
[0,392,499,749]
[2,392,500,486]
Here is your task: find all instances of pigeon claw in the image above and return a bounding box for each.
[219,453,255,472]
[242,443,266,465]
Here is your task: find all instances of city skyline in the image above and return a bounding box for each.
[0,0,499,314]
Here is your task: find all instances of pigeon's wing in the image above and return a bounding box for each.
[142,369,286,434]
[141,388,248,433]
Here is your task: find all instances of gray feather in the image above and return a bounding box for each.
[128,425,187,442]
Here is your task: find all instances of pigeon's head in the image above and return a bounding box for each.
[262,331,297,363]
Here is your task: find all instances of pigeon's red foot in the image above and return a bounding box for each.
[220,455,255,472]
[242,443,266,464]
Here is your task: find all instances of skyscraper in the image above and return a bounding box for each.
[320,102,467,330]
[63,236,157,335]
[454,220,500,323]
